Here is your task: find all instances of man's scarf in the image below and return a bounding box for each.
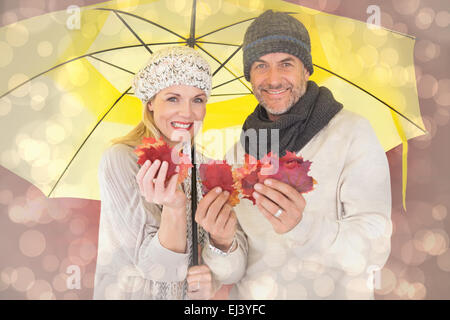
[240,81,343,159]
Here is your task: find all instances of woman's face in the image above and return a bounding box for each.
[147,85,207,146]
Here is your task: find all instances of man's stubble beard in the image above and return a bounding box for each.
[254,80,308,116]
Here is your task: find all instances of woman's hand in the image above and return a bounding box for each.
[195,187,237,251]
[187,264,218,300]
[136,159,187,209]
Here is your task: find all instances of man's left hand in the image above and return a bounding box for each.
[253,178,306,234]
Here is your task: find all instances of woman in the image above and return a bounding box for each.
[93,46,223,300]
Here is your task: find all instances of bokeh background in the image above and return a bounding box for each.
[0,0,449,300]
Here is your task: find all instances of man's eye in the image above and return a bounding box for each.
[254,63,266,69]
[282,63,293,68]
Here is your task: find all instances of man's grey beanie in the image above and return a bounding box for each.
[243,10,314,81]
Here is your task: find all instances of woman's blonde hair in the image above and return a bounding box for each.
[109,100,160,148]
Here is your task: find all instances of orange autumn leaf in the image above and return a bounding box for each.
[233,154,261,204]
[134,137,192,183]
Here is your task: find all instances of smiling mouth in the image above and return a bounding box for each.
[171,121,193,130]
[262,88,290,96]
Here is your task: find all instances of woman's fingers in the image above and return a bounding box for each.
[153,161,168,202]
[138,159,185,207]
[214,203,232,230]
[142,159,161,200]
[187,265,214,299]
[136,160,151,194]
[195,187,222,223]
[223,210,237,234]
[165,170,179,196]
[205,191,229,227]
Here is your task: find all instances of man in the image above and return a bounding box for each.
[198,10,392,299]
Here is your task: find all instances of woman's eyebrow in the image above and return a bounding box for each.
[164,92,206,98]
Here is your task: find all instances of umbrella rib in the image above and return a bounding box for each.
[314,64,427,133]
[47,87,132,198]
[196,17,256,40]
[196,12,297,40]
[212,45,243,77]
[196,41,241,47]
[94,8,187,41]
[112,11,153,54]
[0,42,186,99]
[88,55,135,75]
[212,76,246,90]
[0,55,93,100]
[195,45,252,93]
[388,28,415,39]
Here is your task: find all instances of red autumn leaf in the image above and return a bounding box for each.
[134,137,192,184]
[199,160,240,206]
[258,151,317,194]
[233,152,317,204]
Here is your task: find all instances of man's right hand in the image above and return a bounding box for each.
[195,187,237,251]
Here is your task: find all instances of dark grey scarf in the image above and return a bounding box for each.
[240,81,343,159]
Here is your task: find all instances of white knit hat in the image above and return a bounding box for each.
[133,46,212,104]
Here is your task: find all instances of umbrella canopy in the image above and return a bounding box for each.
[0,0,425,206]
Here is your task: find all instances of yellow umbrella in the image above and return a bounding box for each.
[0,0,425,210]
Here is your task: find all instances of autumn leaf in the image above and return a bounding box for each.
[134,137,192,183]
[233,154,261,204]
[258,151,317,194]
[233,152,317,204]
[199,160,240,206]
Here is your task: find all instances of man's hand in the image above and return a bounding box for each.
[195,187,237,251]
[253,178,306,234]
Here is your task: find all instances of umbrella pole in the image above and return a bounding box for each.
[191,145,198,266]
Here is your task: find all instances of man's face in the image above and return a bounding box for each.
[249,52,310,120]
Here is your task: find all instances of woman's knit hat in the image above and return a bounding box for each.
[133,46,212,104]
[243,10,314,81]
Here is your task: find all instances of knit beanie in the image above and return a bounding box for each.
[243,10,314,81]
[133,46,212,105]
